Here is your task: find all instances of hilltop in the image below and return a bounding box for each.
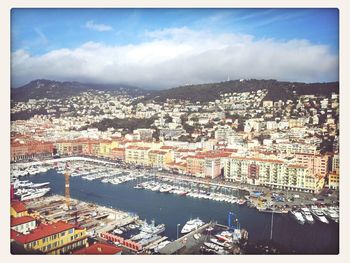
[143,79,339,103]
[11,79,147,103]
[11,79,339,104]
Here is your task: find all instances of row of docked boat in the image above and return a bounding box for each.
[127,220,166,247]
[55,160,148,185]
[134,181,246,205]
[290,206,339,224]
[12,179,51,201]
[11,165,49,177]
[201,228,244,254]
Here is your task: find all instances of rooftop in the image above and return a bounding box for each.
[73,243,122,255]
[11,200,27,213]
[11,216,36,227]
[12,221,76,244]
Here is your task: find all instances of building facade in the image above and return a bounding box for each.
[12,221,87,255]
[224,155,324,193]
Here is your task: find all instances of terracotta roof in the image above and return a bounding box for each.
[160,146,174,150]
[295,152,323,157]
[73,243,122,255]
[230,155,284,164]
[176,149,196,153]
[149,150,167,155]
[12,221,75,244]
[111,148,125,152]
[11,200,27,213]
[11,229,21,240]
[11,216,36,227]
[126,146,150,150]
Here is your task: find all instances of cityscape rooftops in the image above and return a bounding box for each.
[11,200,27,213]
[12,221,75,244]
[73,243,122,255]
[11,216,36,227]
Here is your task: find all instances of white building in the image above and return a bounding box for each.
[11,216,36,234]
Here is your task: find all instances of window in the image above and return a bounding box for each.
[61,231,66,237]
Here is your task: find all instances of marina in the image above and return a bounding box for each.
[10,159,339,254]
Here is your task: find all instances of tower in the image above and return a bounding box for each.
[65,162,71,210]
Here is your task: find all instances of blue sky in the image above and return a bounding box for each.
[11,8,339,88]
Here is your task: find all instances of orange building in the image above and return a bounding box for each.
[11,140,53,162]
[110,148,125,161]
[295,153,330,178]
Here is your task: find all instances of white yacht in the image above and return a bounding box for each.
[21,187,50,201]
[324,207,339,223]
[290,210,306,225]
[310,206,329,224]
[181,218,204,234]
[300,208,315,224]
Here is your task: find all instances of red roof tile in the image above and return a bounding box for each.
[11,229,21,240]
[12,221,75,244]
[149,150,167,155]
[11,216,36,227]
[11,200,27,213]
[73,243,122,255]
[126,146,150,150]
[160,146,174,150]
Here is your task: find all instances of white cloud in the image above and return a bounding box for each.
[11,27,338,89]
[85,20,113,32]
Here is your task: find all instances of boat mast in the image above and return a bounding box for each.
[270,211,274,240]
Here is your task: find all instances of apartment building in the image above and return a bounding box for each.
[224,155,324,193]
[11,221,87,255]
[125,146,151,166]
[148,150,172,168]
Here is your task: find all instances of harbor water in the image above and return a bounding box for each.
[27,169,338,254]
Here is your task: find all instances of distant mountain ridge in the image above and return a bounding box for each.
[143,79,339,102]
[11,79,148,102]
[11,79,339,103]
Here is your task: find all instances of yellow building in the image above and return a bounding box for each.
[11,200,28,218]
[125,146,151,166]
[186,156,206,178]
[98,139,113,157]
[329,169,339,189]
[12,221,87,255]
[148,150,172,168]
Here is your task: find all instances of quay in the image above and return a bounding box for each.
[13,156,339,214]
[13,156,119,168]
[158,222,247,255]
[25,194,138,235]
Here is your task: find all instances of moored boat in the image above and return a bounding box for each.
[300,208,314,224]
[181,218,204,234]
[289,210,305,225]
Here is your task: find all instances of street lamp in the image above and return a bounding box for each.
[177,223,181,240]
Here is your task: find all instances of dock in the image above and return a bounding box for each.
[159,222,211,254]
[24,195,138,235]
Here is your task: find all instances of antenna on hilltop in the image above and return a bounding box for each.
[227,75,230,82]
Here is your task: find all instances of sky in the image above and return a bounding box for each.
[11,8,339,89]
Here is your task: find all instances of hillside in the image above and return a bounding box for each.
[11,79,147,102]
[11,79,339,104]
[142,79,339,103]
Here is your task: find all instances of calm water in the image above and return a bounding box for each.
[28,169,339,254]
